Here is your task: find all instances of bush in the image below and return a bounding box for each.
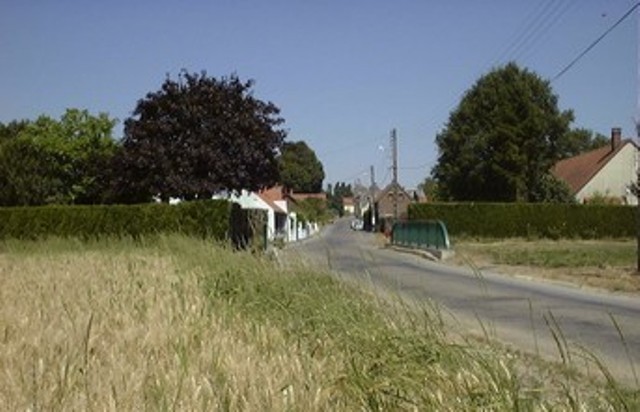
[0,200,232,241]
[294,198,329,223]
[408,203,636,239]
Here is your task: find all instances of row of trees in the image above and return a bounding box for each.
[430,62,610,203]
[326,182,354,215]
[0,71,325,207]
[3,63,611,207]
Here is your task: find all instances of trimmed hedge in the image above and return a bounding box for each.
[408,202,637,239]
[0,200,232,241]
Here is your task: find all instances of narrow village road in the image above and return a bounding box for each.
[285,219,640,386]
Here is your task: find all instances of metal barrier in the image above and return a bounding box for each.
[391,220,451,250]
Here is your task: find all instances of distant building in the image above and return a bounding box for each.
[221,185,321,243]
[375,181,413,220]
[352,183,379,219]
[552,127,638,205]
[342,196,355,215]
[406,188,428,203]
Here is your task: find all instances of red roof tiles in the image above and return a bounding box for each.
[552,140,633,194]
[258,186,287,214]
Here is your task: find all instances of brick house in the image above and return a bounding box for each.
[375,181,413,220]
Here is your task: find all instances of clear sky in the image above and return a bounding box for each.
[1,0,638,190]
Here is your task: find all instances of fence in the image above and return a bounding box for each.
[391,220,451,250]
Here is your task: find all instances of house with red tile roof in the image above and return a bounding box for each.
[258,186,292,240]
[552,128,638,204]
[224,186,321,243]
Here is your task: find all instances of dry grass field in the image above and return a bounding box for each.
[0,237,342,410]
[0,236,637,410]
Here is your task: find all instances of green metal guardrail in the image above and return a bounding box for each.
[391,220,451,250]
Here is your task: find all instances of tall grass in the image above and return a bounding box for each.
[0,236,637,410]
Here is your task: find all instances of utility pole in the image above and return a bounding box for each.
[370,164,376,228]
[636,5,640,273]
[391,128,399,221]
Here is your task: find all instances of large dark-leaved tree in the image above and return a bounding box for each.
[278,140,325,193]
[432,62,574,202]
[111,71,286,203]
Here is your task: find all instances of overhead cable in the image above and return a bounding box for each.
[553,2,640,82]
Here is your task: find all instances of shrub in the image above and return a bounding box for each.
[408,203,636,239]
[0,200,232,241]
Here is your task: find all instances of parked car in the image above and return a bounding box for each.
[350,219,364,231]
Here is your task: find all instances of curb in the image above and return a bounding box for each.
[386,244,455,261]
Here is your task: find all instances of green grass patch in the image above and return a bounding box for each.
[458,240,635,268]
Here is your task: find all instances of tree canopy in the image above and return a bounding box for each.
[432,62,574,202]
[417,177,440,202]
[559,128,608,159]
[0,109,117,206]
[326,182,353,215]
[278,140,325,193]
[111,71,286,203]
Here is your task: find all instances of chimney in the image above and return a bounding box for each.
[611,127,622,151]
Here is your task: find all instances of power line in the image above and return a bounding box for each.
[317,133,387,157]
[492,0,555,65]
[514,0,576,63]
[378,168,391,188]
[510,0,569,62]
[553,2,640,82]
[489,0,568,68]
[439,3,573,139]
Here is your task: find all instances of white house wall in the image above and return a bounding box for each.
[215,190,319,244]
[577,143,638,205]
[273,199,298,241]
[288,212,297,242]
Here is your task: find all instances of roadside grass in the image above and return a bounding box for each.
[0,235,638,410]
[452,238,640,293]
[458,239,635,268]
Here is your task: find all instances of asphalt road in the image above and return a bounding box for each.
[286,218,640,386]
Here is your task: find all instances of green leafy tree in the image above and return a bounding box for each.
[433,62,573,202]
[0,109,117,206]
[295,198,329,223]
[0,120,29,142]
[279,140,325,193]
[0,137,63,206]
[559,128,608,159]
[418,177,440,202]
[326,181,353,215]
[527,174,576,203]
[111,71,286,203]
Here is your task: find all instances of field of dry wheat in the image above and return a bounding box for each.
[0,236,636,410]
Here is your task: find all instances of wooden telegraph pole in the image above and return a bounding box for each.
[391,128,398,221]
[636,5,640,273]
[370,164,376,229]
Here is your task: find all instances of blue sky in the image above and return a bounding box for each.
[1,0,638,190]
